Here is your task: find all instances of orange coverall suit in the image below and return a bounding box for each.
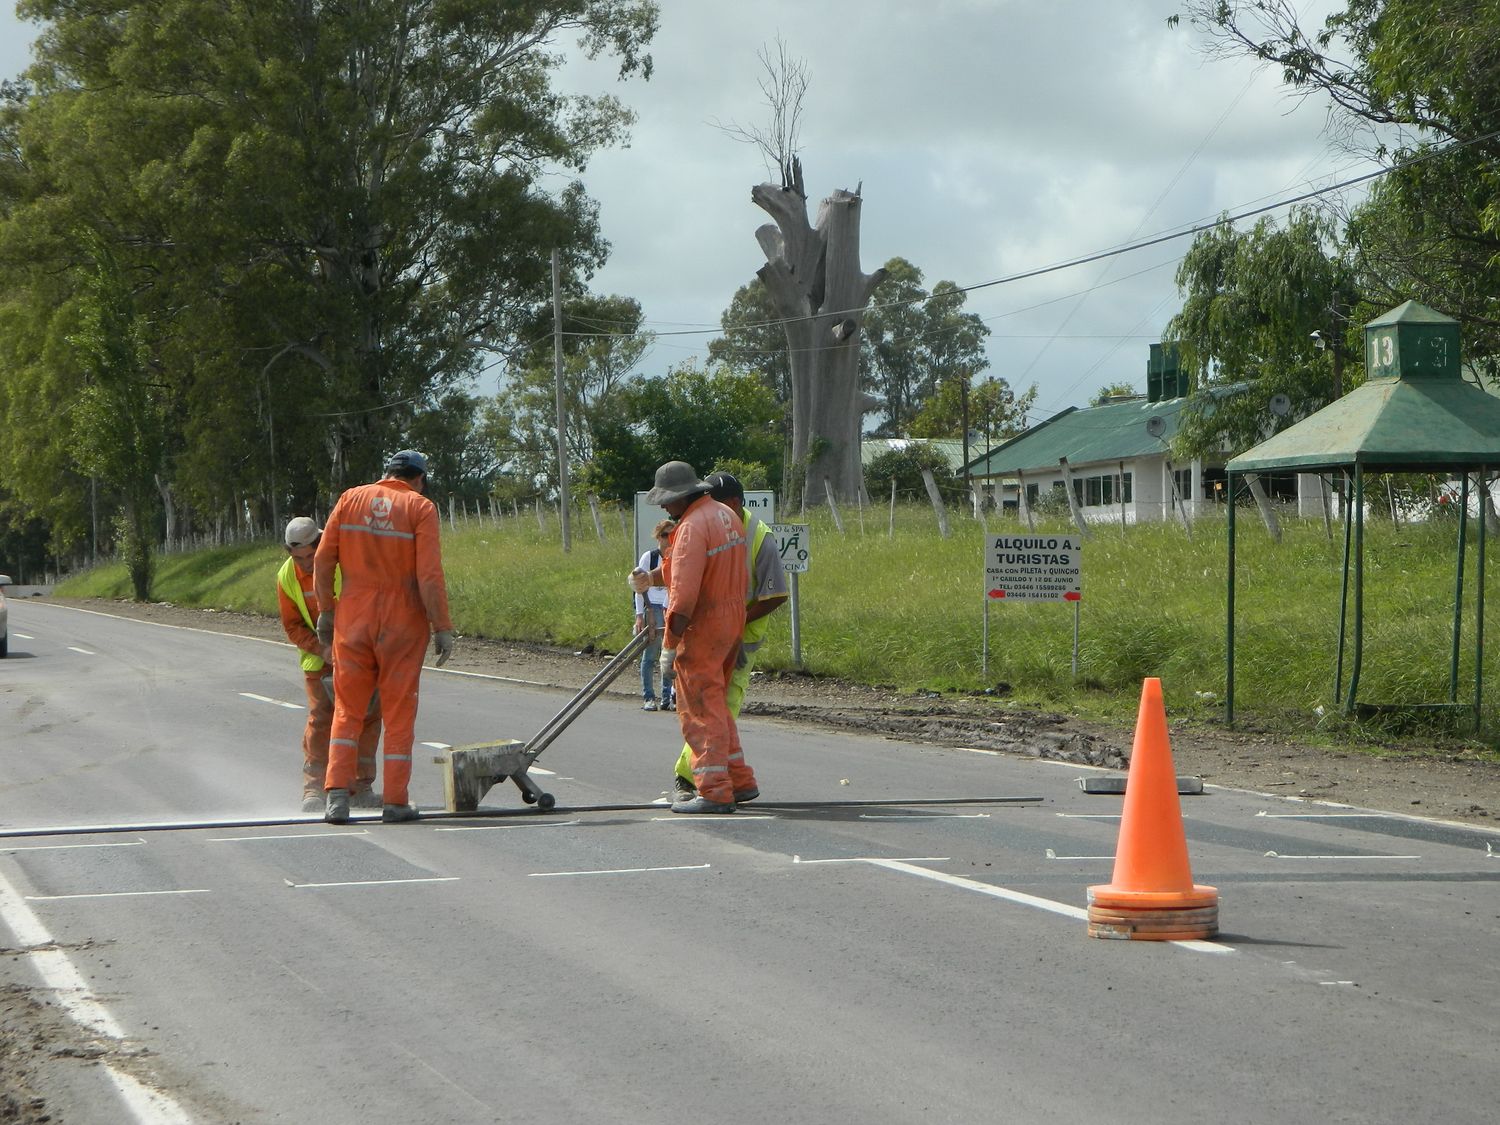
[277,557,381,802]
[315,478,452,806]
[664,495,750,804]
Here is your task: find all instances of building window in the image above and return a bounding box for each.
[1074,472,1132,507]
[1172,468,1192,508]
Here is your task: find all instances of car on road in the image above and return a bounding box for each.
[0,574,9,657]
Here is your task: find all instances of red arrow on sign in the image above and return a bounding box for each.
[1063,591,1082,601]
[988,589,1006,599]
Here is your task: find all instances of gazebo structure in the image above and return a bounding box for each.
[1225,301,1500,729]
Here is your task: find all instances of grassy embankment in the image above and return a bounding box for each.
[56,502,1500,748]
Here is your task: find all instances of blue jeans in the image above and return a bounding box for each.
[639,605,674,700]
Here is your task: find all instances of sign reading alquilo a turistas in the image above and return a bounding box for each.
[984,535,1082,602]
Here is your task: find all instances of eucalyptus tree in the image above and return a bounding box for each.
[0,0,658,546]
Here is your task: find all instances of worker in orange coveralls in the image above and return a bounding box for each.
[314,450,456,824]
[637,461,750,814]
[276,516,382,814]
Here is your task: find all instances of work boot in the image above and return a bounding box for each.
[301,795,323,815]
[349,790,383,810]
[733,786,760,804]
[673,775,697,800]
[382,804,420,824]
[324,788,350,824]
[670,795,735,814]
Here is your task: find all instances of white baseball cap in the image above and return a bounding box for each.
[284,516,322,548]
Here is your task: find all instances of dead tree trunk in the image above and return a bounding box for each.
[752,159,886,505]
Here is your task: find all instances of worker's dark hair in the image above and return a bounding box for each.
[706,471,744,502]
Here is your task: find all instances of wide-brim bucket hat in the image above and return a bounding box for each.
[645,460,712,506]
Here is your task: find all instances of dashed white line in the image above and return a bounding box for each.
[793,856,950,865]
[13,632,33,640]
[435,820,580,832]
[283,876,458,889]
[858,813,990,820]
[1,840,146,853]
[1044,849,1112,860]
[1263,852,1419,860]
[529,863,710,878]
[66,646,96,655]
[209,831,370,842]
[649,814,777,822]
[239,692,303,710]
[26,889,211,902]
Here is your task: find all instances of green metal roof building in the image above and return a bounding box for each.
[967,344,1223,524]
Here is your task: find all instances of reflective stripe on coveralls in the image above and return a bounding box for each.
[275,556,379,799]
[675,511,773,783]
[315,478,452,806]
[665,496,750,804]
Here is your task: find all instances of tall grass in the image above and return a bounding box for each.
[57,502,1500,743]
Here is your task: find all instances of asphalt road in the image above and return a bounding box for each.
[2,600,1499,1124]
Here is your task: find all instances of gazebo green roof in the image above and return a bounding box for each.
[1229,302,1500,474]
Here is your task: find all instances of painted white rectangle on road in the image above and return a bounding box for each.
[985,535,1082,602]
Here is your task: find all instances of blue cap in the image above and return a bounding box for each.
[384,449,429,476]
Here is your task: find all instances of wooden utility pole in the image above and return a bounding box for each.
[552,248,571,552]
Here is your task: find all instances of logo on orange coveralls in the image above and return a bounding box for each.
[366,496,395,531]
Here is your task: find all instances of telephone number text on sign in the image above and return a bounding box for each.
[985,535,1082,602]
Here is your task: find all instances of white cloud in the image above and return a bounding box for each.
[0,0,1370,413]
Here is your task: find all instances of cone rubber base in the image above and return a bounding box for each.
[1088,922,1219,941]
[1087,884,1219,910]
[1087,902,1218,941]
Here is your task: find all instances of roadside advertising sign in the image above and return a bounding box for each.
[985,535,1082,602]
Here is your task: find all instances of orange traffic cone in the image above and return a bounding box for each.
[1087,678,1218,940]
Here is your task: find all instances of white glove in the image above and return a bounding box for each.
[628,568,651,594]
[659,648,676,680]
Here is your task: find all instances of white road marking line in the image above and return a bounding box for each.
[650,814,777,822]
[858,813,991,820]
[1263,851,1419,860]
[1045,849,1112,860]
[239,691,302,710]
[856,858,1236,956]
[793,856,950,865]
[1319,980,1358,986]
[1054,813,1120,819]
[1,870,198,1122]
[26,889,211,902]
[1257,811,1392,819]
[66,646,96,655]
[1,840,146,853]
[423,742,556,776]
[208,831,370,842]
[13,632,33,639]
[529,863,711,878]
[284,876,458,889]
[435,820,581,832]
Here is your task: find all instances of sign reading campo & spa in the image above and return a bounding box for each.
[984,535,1082,602]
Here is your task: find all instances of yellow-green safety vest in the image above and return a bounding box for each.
[276,556,341,672]
[741,513,775,648]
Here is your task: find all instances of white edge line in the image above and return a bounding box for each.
[209,831,369,842]
[649,815,777,822]
[858,813,990,820]
[1055,813,1121,819]
[26,889,211,902]
[529,863,710,878]
[106,1065,196,1125]
[435,820,580,832]
[1257,812,1394,819]
[285,876,459,889]
[238,692,303,710]
[0,871,197,1122]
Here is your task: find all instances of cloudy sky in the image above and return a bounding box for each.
[0,1,1369,421]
